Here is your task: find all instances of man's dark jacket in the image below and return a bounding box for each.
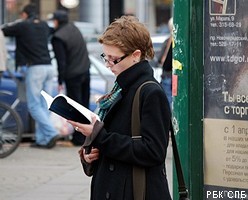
[51,23,90,85]
[2,17,51,67]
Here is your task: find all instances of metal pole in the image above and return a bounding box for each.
[136,0,145,22]
[103,0,109,29]
[173,0,203,199]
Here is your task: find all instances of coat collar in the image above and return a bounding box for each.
[116,60,154,91]
[103,60,154,121]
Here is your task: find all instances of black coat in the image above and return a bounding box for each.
[89,60,171,200]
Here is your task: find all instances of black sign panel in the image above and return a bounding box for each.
[204,0,248,199]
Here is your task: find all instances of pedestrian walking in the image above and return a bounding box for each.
[50,10,91,146]
[2,3,60,149]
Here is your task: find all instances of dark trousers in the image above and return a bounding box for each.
[65,70,90,145]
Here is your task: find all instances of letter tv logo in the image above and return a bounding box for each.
[206,191,247,199]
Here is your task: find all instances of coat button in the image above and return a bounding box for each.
[106,192,111,199]
[162,168,166,175]
[109,164,115,171]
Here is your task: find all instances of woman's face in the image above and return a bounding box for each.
[101,44,136,76]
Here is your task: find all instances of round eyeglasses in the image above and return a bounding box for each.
[100,53,128,65]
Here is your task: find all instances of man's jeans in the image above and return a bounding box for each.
[161,77,172,108]
[25,65,58,145]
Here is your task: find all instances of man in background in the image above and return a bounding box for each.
[2,4,60,149]
[51,10,91,146]
[158,18,173,107]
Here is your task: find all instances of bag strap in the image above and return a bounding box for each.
[132,81,189,200]
[170,121,189,199]
[132,81,155,136]
[132,81,155,200]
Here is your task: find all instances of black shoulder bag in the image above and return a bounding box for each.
[132,81,189,200]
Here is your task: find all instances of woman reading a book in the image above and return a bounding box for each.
[68,15,172,200]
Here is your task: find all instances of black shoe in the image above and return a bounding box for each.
[46,135,61,149]
[30,143,49,149]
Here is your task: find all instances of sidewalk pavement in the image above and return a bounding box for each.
[0,141,173,200]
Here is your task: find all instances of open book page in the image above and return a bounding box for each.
[41,90,100,124]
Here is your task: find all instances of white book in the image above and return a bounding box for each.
[41,90,100,124]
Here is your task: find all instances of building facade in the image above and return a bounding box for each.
[1,0,172,34]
